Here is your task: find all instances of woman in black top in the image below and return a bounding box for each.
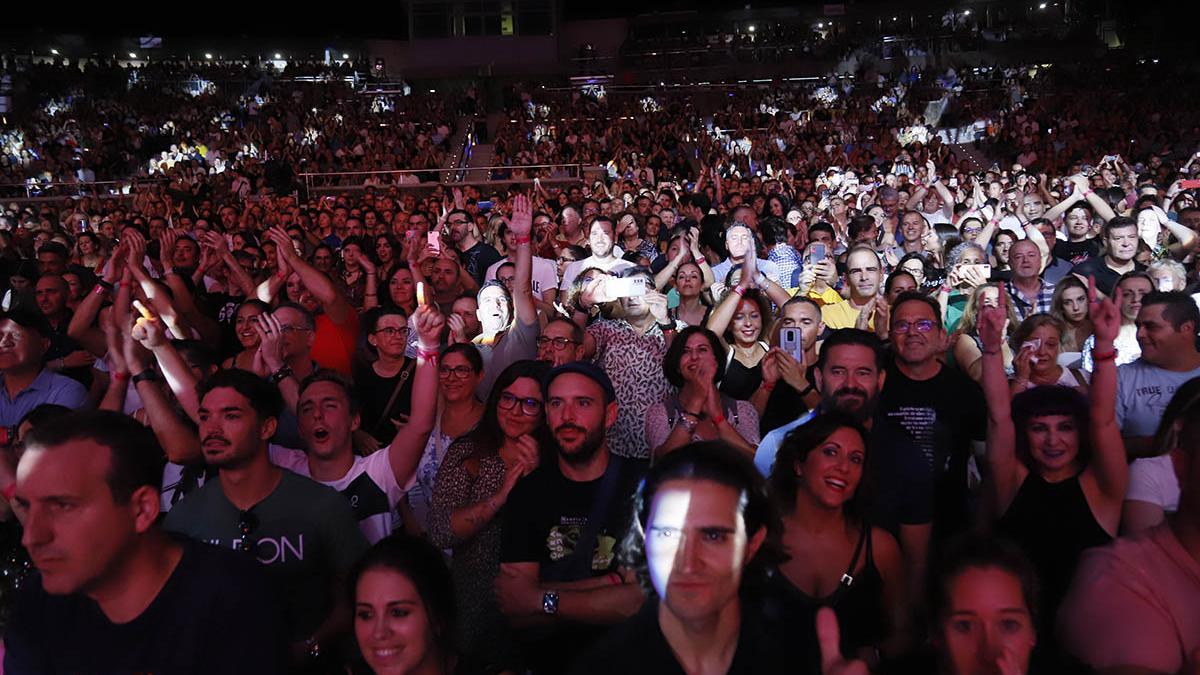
[354,307,415,445]
[764,412,906,673]
[978,278,1127,647]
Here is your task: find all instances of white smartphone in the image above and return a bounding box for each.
[780,327,805,365]
[607,276,647,299]
[962,263,992,279]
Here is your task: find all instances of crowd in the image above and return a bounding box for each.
[0,50,1198,675]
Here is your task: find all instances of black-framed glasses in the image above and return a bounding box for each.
[891,319,937,334]
[498,392,544,416]
[439,365,475,379]
[447,219,470,226]
[536,336,579,350]
[233,509,258,556]
[373,326,408,338]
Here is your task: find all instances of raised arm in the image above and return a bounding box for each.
[506,194,537,325]
[979,285,1023,515]
[126,318,202,465]
[1084,276,1129,505]
[384,304,443,487]
[266,226,354,323]
[134,305,203,424]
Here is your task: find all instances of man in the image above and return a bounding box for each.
[754,329,932,592]
[1052,202,1103,265]
[1058,384,1200,674]
[878,292,986,541]
[34,274,93,388]
[497,362,645,674]
[896,211,929,255]
[1005,239,1057,320]
[559,215,634,292]
[446,208,502,286]
[537,317,585,367]
[0,309,87,426]
[583,268,676,461]
[759,297,824,434]
[569,442,791,674]
[269,304,440,543]
[6,411,287,673]
[821,246,884,331]
[486,217,559,303]
[1071,216,1144,297]
[35,243,69,277]
[1081,271,1153,372]
[554,206,586,251]
[710,222,782,288]
[429,252,470,316]
[1115,291,1200,459]
[165,370,368,661]
[267,226,359,376]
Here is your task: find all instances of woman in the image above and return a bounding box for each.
[764,413,906,673]
[221,300,269,370]
[428,360,550,672]
[338,237,370,309]
[644,327,760,460]
[706,276,775,402]
[883,271,918,306]
[374,233,401,280]
[73,232,106,271]
[979,280,1126,642]
[351,534,458,675]
[1049,276,1093,357]
[1009,313,1089,395]
[555,245,587,286]
[355,307,416,445]
[896,253,929,290]
[407,344,486,537]
[616,212,657,263]
[644,214,665,254]
[374,264,418,316]
[1121,378,1200,534]
[669,261,712,327]
[938,242,990,333]
[952,284,1018,383]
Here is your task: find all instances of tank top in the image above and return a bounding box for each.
[720,342,768,401]
[763,525,886,674]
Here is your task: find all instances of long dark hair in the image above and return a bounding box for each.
[769,412,871,520]
[467,360,553,460]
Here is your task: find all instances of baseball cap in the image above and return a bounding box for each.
[543,361,616,405]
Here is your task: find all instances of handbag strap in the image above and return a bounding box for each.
[372,359,415,436]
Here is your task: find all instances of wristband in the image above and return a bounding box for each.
[608,572,623,586]
[131,369,161,385]
[733,286,747,297]
[762,381,777,392]
[113,371,131,381]
[695,257,707,266]
[710,412,726,426]
[514,235,531,246]
[268,365,294,384]
[96,279,115,291]
[1091,347,1117,362]
[417,347,440,361]
[1,484,14,502]
[93,283,110,296]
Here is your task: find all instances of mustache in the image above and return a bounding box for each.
[202,435,230,445]
[554,424,587,436]
[832,387,868,399]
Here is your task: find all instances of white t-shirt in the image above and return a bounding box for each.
[485,255,559,300]
[1125,454,1180,513]
[1115,359,1200,438]
[269,445,413,544]
[559,255,635,292]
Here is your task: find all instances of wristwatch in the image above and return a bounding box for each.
[542,590,559,615]
[268,364,294,384]
[677,413,699,434]
[131,369,161,385]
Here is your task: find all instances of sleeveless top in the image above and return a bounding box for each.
[996,472,1112,626]
[763,525,886,674]
[720,342,768,401]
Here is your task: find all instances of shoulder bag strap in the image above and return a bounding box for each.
[371,359,415,437]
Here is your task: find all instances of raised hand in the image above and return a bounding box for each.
[978,283,1009,353]
[253,311,287,372]
[509,193,532,239]
[412,303,445,350]
[1089,275,1121,345]
[645,290,669,323]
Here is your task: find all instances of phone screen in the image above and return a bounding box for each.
[809,243,827,263]
[428,231,441,254]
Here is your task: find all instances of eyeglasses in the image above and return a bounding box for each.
[891,319,937,334]
[439,365,475,379]
[447,219,470,226]
[277,325,311,334]
[233,509,258,556]
[537,336,579,350]
[373,326,407,338]
[498,392,544,416]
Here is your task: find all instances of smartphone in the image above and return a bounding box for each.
[949,178,958,188]
[808,243,827,264]
[477,200,494,211]
[1181,179,1200,189]
[962,263,992,279]
[1102,155,1118,164]
[780,327,804,365]
[428,230,441,255]
[607,276,647,299]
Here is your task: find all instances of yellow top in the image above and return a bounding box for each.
[821,299,874,330]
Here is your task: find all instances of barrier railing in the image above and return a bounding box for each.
[0,178,168,200]
[299,164,599,196]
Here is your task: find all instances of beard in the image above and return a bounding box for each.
[821,386,876,423]
[554,422,606,466]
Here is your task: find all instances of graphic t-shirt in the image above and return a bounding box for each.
[164,469,368,639]
[4,537,288,674]
[1054,238,1102,266]
[269,446,413,544]
[1115,359,1200,438]
[459,241,504,286]
[485,255,560,300]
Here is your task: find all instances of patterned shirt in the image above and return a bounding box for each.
[768,244,802,290]
[587,318,678,460]
[1007,278,1056,319]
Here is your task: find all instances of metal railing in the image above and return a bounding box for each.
[0,178,168,200]
[298,164,600,196]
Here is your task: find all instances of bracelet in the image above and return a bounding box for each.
[113,371,131,381]
[514,235,531,245]
[695,257,707,266]
[608,572,623,586]
[96,279,115,291]
[268,365,294,384]
[93,283,110,296]
[131,369,160,385]
[417,347,440,361]
[1092,347,1118,362]
[710,412,726,426]
[733,286,747,297]
[762,381,777,392]
[1,484,15,502]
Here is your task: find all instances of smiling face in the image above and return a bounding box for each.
[645,478,762,625]
[234,304,266,349]
[730,298,763,347]
[795,426,866,509]
[1024,414,1080,474]
[438,351,481,404]
[1136,302,1194,367]
[355,567,441,675]
[891,297,945,367]
[588,219,615,257]
[388,268,415,307]
[496,377,544,440]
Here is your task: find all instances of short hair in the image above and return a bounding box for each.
[272,301,316,330]
[197,368,284,422]
[931,534,1040,627]
[808,221,836,240]
[770,412,870,517]
[1147,259,1187,287]
[620,441,784,593]
[441,343,484,373]
[348,535,458,659]
[24,410,166,504]
[1141,291,1200,332]
[1102,215,1137,239]
[945,242,986,269]
[298,369,360,415]
[891,291,944,330]
[36,242,68,259]
[781,294,821,316]
[663,326,727,388]
[544,316,583,344]
[1009,312,1065,351]
[848,215,876,241]
[1011,386,1091,469]
[815,329,886,372]
[1116,270,1154,292]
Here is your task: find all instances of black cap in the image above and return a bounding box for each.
[543,361,616,405]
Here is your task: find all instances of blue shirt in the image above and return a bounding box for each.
[0,369,89,427]
[753,409,818,475]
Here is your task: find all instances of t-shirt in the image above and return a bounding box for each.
[4,537,288,674]
[459,241,503,286]
[1069,257,1144,297]
[475,315,540,399]
[1058,524,1200,674]
[1125,454,1180,513]
[485,255,560,300]
[710,257,784,288]
[821,299,873,331]
[269,446,412,545]
[1114,359,1200,438]
[311,311,360,376]
[164,469,368,639]
[1053,238,1101,266]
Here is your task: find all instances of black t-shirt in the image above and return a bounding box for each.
[459,241,503,287]
[1053,237,1102,266]
[352,360,415,444]
[4,537,288,675]
[1069,256,1144,297]
[877,362,986,539]
[863,416,934,537]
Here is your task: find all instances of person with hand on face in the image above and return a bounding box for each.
[758,297,825,434]
[978,277,1128,653]
[1008,314,1090,395]
[5,411,289,674]
[558,215,634,292]
[570,441,794,675]
[952,284,1020,383]
[496,363,645,675]
[428,360,551,672]
[222,300,269,372]
[536,317,585,368]
[645,327,760,461]
[350,535,459,675]
[795,223,842,306]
